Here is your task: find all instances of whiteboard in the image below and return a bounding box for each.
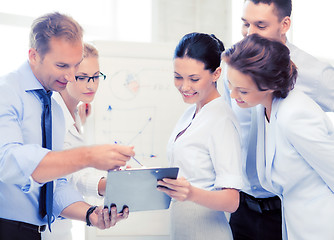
[89,41,187,237]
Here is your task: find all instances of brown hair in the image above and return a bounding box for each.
[223,34,297,99]
[29,12,83,58]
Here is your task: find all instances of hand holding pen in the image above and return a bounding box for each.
[86,144,134,171]
[114,141,145,168]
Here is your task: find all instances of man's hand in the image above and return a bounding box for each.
[89,205,129,229]
[87,144,135,171]
[31,144,135,183]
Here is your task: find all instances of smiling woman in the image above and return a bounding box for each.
[160,32,244,240]
[223,33,334,240]
[173,57,221,112]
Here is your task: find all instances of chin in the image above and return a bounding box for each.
[52,85,66,92]
[82,96,94,102]
[182,97,196,105]
[236,102,250,108]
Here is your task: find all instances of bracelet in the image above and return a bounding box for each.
[86,206,98,226]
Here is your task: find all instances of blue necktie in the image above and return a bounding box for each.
[34,89,53,232]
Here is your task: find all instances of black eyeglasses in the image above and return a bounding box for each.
[75,72,106,83]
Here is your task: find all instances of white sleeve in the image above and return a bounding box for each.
[69,168,107,198]
[209,116,244,190]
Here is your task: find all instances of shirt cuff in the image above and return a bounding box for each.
[84,174,105,198]
[52,178,84,218]
[21,176,44,193]
[215,174,244,190]
[70,169,107,198]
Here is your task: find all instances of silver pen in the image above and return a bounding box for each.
[132,156,145,167]
[114,141,145,168]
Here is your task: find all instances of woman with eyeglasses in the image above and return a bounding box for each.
[42,42,107,240]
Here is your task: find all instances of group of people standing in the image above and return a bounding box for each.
[0,0,333,240]
[159,0,334,240]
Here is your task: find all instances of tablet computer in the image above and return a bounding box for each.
[104,167,179,212]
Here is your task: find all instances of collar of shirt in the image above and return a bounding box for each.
[20,61,46,92]
[53,92,76,131]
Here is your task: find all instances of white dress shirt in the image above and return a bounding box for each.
[167,96,244,191]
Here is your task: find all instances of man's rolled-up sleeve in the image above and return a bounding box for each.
[52,177,84,219]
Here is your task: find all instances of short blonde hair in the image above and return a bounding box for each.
[83,42,99,58]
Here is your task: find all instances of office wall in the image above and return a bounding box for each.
[152,0,233,47]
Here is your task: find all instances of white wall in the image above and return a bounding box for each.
[152,0,233,47]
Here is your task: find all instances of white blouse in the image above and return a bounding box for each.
[53,92,106,198]
[167,97,244,190]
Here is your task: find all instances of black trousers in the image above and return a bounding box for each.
[229,192,282,240]
[0,218,43,240]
